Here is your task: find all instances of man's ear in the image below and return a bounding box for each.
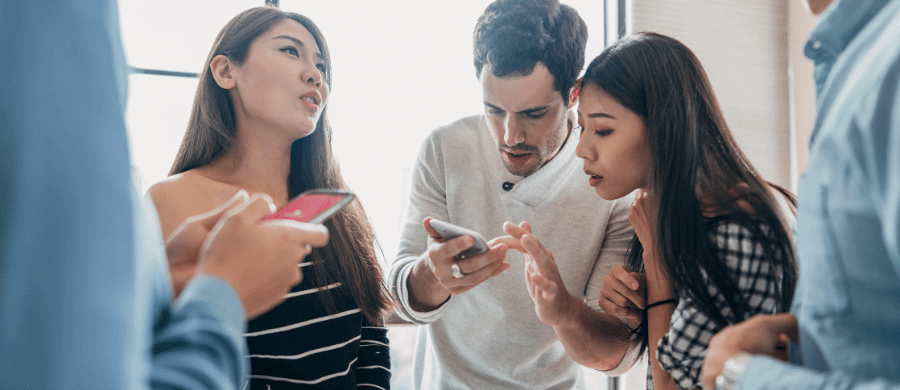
[210,54,236,89]
[568,77,583,108]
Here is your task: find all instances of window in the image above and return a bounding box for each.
[122,0,607,260]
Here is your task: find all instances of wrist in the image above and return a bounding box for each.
[643,257,675,302]
[715,352,753,390]
[197,258,242,297]
[408,256,450,311]
[645,298,678,311]
[552,292,585,329]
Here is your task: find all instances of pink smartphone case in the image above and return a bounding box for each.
[260,194,344,223]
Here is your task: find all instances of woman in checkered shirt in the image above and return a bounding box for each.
[576,32,798,389]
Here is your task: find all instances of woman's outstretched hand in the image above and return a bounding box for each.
[503,221,578,327]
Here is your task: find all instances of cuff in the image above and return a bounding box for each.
[598,340,642,376]
[177,275,247,333]
[738,355,822,390]
[394,259,451,324]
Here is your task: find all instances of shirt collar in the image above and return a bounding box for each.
[805,0,893,91]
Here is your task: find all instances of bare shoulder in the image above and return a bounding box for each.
[146,171,220,238]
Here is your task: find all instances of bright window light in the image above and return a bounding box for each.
[121,0,605,260]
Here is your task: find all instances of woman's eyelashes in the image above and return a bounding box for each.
[280,46,326,76]
[280,46,299,57]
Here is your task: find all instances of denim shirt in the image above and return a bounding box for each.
[739,0,900,388]
[0,0,247,388]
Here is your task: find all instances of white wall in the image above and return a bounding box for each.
[629,0,792,188]
[788,1,819,190]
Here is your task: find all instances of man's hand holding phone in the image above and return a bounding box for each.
[407,218,514,312]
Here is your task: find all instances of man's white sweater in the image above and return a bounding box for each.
[389,115,638,389]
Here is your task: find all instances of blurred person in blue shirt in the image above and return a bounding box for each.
[700,0,900,388]
[0,1,329,388]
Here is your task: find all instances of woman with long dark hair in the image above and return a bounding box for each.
[148,6,392,389]
[504,31,796,390]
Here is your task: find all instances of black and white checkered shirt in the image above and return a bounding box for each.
[647,214,784,390]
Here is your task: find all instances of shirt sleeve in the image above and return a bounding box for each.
[581,192,642,376]
[150,276,249,390]
[740,355,900,390]
[657,219,782,390]
[583,191,636,311]
[356,317,391,389]
[388,133,453,324]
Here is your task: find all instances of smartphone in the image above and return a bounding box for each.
[260,189,355,224]
[428,219,490,258]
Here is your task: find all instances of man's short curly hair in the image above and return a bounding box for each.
[473,0,588,102]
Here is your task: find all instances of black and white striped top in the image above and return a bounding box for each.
[244,261,391,389]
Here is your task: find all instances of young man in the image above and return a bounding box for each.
[388,1,640,388]
[700,0,900,388]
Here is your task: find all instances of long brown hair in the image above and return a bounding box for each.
[583,32,797,351]
[169,6,391,324]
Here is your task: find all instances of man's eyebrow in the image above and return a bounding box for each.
[272,35,324,60]
[482,102,551,114]
[518,106,550,114]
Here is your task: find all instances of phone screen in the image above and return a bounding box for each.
[260,190,354,224]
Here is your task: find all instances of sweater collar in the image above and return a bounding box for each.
[491,111,583,206]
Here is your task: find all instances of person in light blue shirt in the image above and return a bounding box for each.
[700,0,900,388]
[0,1,328,388]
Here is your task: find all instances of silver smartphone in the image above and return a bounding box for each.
[428,219,490,258]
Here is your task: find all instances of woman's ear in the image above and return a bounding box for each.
[210,54,236,89]
[568,77,583,108]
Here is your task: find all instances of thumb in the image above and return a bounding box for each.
[423,217,443,240]
[238,192,278,222]
[193,190,250,230]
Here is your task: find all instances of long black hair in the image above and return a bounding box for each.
[582,32,797,352]
[169,6,391,324]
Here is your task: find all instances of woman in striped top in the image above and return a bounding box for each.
[148,6,392,389]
